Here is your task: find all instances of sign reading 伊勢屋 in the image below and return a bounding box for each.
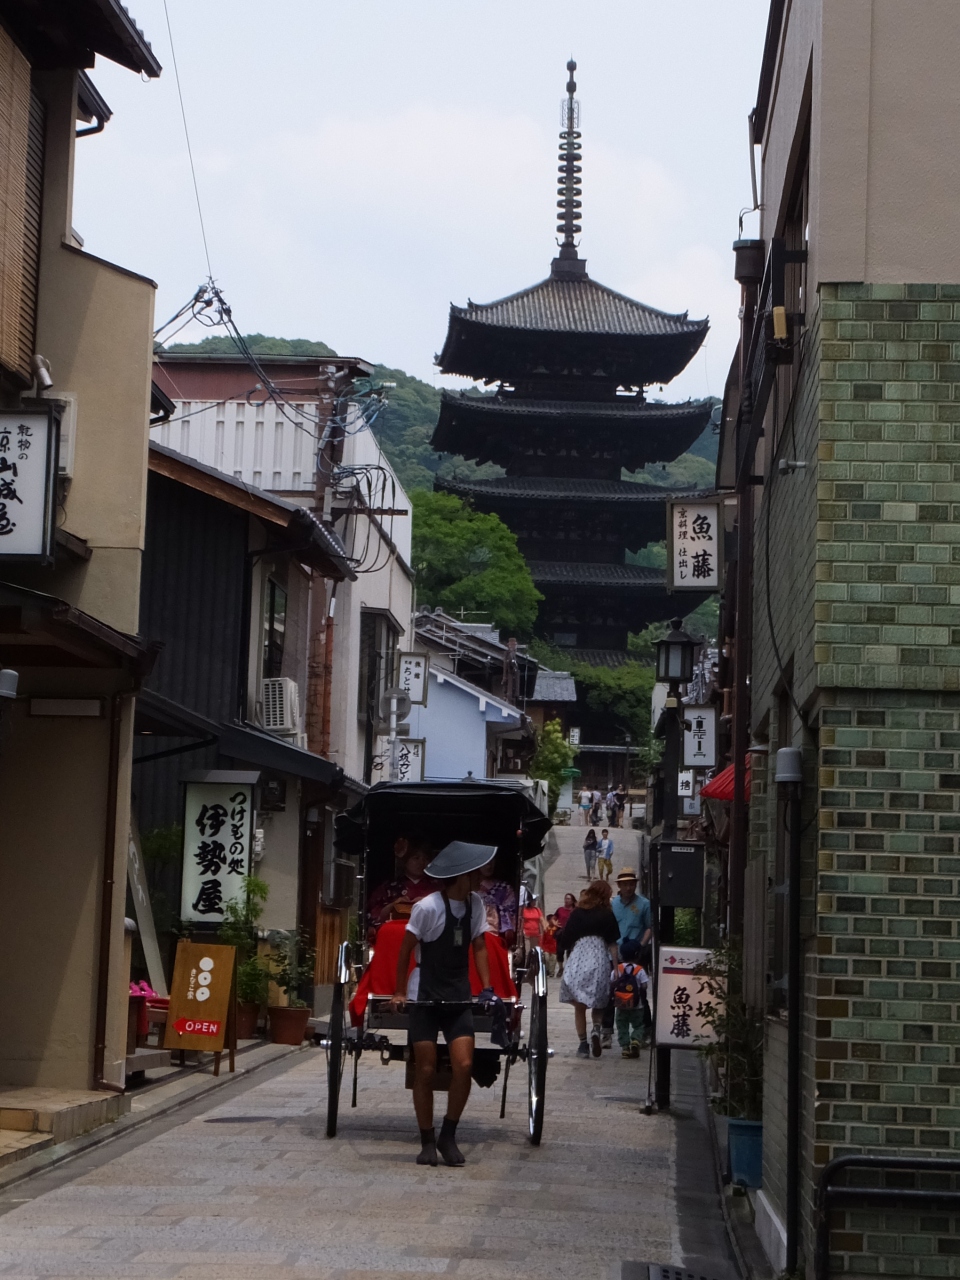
[0,409,59,562]
[667,500,721,591]
[181,782,254,923]
[655,946,719,1049]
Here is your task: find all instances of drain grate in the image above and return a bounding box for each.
[203,1116,293,1124]
[623,1265,730,1280]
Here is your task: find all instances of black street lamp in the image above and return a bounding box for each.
[655,617,696,685]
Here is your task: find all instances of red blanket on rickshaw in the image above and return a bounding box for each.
[349,921,516,1026]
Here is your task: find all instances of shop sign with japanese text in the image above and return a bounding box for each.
[163,941,235,1053]
[0,409,58,561]
[667,500,721,591]
[374,736,425,782]
[180,783,253,923]
[684,706,717,768]
[398,652,428,705]
[655,946,720,1049]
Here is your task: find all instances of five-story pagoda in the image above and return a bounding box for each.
[433,61,712,658]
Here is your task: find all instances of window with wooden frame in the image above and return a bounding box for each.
[0,27,43,387]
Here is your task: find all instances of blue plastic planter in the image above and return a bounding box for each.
[727,1118,762,1188]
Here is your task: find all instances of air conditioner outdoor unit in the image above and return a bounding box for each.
[261,677,300,735]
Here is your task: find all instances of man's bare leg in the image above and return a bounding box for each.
[412,1041,438,1165]
[437,1035,473,1166]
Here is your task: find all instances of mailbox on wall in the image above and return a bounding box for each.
[657,840,705,908]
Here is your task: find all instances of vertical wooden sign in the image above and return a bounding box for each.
[163,941,237,1072]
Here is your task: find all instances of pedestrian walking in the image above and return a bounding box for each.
[555,892,577,928]
[518,893,545,968]
[542,913,559,977]
[615,783,627,827]
[596,829,614,881]
[591,788,602,825]
[388,840,495,1167]
[611,958,649,1057]
[611,868,653,1042]
[583,828,598,878]
[578,786,592,825]
[606,785,618,827]
[556,880,620,1058]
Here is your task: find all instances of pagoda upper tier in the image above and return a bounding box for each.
[436,272,708,386]
[432,390,713,477]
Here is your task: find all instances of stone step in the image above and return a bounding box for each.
[0,1087,129,1145]
[0,1128,54,1169]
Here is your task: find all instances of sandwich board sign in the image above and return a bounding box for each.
[163,941,236,1069]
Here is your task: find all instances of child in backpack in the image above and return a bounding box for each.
[542,913,559,977]
[612,955,649,1058]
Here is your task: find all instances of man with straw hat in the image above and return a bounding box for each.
[611,867,653,1047]
[389,840,495,1167]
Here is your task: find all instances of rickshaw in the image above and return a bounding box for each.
[325,780,552,1145]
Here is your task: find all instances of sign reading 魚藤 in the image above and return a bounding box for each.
[163,941,235,1053]
[0,409,58,561]
[398,652,428,705]
[655,946,719,1049]
[668,500,721,591]
[181,782,253,923]
[684,706,717,768]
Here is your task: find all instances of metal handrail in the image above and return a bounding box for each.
[815,1154,960,1280]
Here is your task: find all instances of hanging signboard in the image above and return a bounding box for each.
[398,652,428,705]
[684,706,717,768]
[163,941,236,1054]
[0,408,59,562]
[667,499,722,591]
[678,769,695,798]
[181,780,254,923]
[374,736,425,782]
[655,946,720,1049]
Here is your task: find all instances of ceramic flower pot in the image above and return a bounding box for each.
[236,1001,261,1040]
[268,1005,311,1045]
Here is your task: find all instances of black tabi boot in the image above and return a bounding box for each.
[437,1116,465,1166]
[416,1126,438,1166]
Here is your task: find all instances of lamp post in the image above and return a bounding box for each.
[653,618,695,1110]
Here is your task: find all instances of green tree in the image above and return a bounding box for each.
[410,489,541,635]
[529,718,576,816]
[569,660,662,779]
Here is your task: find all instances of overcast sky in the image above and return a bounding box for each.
[73,1,769,400]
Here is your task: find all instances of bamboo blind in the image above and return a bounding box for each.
[0,28,36,383]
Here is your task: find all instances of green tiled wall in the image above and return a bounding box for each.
[817,284,960,691]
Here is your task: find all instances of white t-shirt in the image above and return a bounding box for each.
[405,891,489,1000]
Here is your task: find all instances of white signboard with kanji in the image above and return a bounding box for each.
[398,652,428,705]
[684,706,717,768]
[373,737,426,782]
[655,946,719,1049]
[678,769,695,797]
[0,410,58,561]
[181,783,254,923]
[668,500,721,591]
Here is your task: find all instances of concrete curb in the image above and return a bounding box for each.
[0,1041,310,1194]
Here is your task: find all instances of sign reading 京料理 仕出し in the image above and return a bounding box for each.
[0,409,59,561]
[668,500,721,591]
[655,946,720,1049]
[180,783,253,923]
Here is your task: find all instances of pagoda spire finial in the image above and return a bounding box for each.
[552,58,587,280]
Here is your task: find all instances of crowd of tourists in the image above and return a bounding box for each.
[578,784,628,828]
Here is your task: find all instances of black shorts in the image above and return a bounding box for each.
[408,1002,474,1045]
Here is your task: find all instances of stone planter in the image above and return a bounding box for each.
[236,1001,261,1040]
[268,1005,311,1045]
[727,1117,763,1188]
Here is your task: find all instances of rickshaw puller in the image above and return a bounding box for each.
[389,840,495,1167]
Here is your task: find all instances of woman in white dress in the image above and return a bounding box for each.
[556,880,620,1058]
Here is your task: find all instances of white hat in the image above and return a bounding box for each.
[426,841,497,880]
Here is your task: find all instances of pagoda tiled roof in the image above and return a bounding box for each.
[527,562,666,588]
[438,476,704,504]
[437,392,711,422]
[450,276,707,339]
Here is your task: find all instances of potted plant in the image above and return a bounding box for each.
[217,875,270,1039]
[266,928,316,1044]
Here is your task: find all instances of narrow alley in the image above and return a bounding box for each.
[0,827,735,1280]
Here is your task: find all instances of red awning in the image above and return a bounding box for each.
[700,755,752,802]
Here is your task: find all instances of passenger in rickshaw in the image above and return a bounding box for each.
[366,835,438,941]
[477,860,517,950]
[388,840,495,1168]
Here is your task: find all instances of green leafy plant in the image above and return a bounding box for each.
[693,941,764,1120]
[529,718,577,816]
[236,955,270,1005]
[216,875,269,962]
[266,929,316,1009]
[410,489,542,636]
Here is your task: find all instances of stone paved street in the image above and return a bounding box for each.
[0,826,736,1279]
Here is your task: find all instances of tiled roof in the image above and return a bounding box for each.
[563,649,639,669]
[531,668,578,702]
[451,276,707,339]
[438,391,713,423]
[438,476,703,504]
[527,562,666,588]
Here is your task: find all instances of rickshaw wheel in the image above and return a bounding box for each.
[527,990,547,1145]
[326,980,345,1138]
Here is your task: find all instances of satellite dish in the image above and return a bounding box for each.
[380,686,412,721]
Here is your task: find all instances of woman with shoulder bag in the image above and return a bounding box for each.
[556,880,620,1058]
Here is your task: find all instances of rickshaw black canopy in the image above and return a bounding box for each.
[335,780,551,887]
